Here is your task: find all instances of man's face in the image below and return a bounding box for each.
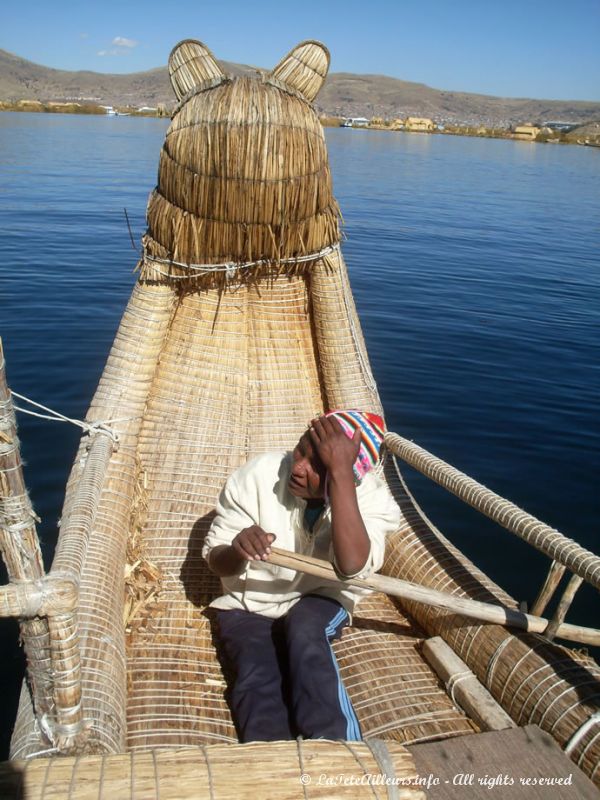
[288,431,326,501]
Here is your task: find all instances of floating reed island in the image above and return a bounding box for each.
[1,38,599,798]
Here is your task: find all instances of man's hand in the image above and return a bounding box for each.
[232,526,276,561]
[309,415,370,577]
[308,415,361,476]
[207,526,277,577]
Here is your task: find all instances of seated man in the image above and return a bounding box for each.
[202,410,401,742]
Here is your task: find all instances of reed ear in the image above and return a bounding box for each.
[269,40,330,102]
[168,39,225,99]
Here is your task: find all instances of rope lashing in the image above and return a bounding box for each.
[445,670,478,706]
[11,391,139,446]
[365,738,400,800]
[142,241,341,280]
[0,495,41,563]
[0,575,78,618]
[564,710,600,756]
[384,432,600,592]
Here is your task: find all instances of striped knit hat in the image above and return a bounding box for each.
[325,409,386,484]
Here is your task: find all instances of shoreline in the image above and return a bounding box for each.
[1,105,597,146]
[0,101,167,118]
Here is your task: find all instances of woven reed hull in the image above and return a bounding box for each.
[0,740,426,800]
[7,39,599,786]
[10,250,599,786]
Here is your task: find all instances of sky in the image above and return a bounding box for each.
[3,0,600,102]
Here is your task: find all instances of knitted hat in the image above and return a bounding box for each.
[325,409,386,483]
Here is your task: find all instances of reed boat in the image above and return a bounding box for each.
[1,39,599,799]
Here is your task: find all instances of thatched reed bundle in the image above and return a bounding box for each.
[0,740,425,800]
[142,40,339,285]
[2,36,599,794]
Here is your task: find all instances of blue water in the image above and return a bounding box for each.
[1,114,599,755]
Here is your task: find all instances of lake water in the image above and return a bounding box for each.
[1,113,599,756]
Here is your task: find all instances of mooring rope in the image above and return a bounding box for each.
[10,391,138,445]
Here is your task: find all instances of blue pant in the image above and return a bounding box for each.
[216,594,362,742]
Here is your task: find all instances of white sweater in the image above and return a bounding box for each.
[202,451,402,619]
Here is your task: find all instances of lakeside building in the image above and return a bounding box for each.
[544,121,577,132]
[47,101,81,111]
[513,124,541,140]
[16,99,44,110]
[341,117,369,127]
[404,117,437,132]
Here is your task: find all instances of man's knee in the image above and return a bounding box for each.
[233,660,280,692]
[217,610,281,683]
[284,595,347,644]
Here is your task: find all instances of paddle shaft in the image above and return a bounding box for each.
[266,547,600,646]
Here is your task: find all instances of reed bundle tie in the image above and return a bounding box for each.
[564,710,600,757]
[445,670,477,705]
[10,391,139,447]
[142,241,341,281]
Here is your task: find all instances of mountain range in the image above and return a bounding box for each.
[1,48,599,127]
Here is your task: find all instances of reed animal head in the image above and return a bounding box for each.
[143,39,341,283]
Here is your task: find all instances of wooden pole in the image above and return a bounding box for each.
[0,338,54,729]
[544,574,584,642]
[531,560,566,617]
[421,636,516,731]
[267,547,600,646]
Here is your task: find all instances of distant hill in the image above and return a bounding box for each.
[0,48,253,108]
[1,48,599,127]
[317,72,600,128]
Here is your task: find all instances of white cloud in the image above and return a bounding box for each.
[97,36,138,57]
[112,36,138,49]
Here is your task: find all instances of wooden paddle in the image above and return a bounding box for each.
[266,547,600,646]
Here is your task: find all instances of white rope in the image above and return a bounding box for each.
[564,710,600,755]
[24,746,60,760]
[446,670,477,705]
[485,636,513,688]
[0,442,19,458]
[0,463,26,473]
[365,738,400,800]
[142,241,341,280]
[11,391,139,445]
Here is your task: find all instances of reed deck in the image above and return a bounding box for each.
[409,724,600,799]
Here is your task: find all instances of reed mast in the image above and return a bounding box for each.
[0,339,85,752]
